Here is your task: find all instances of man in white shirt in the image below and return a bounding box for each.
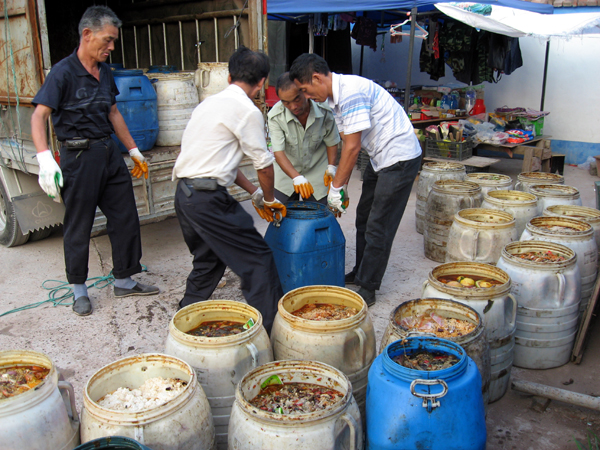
[289,53,421,306]
[268,73,340,204]
[172,46,286,332]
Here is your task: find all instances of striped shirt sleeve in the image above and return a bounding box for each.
[338,89,374,135]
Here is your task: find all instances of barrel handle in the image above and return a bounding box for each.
[134,426,145,444]
[340,413,359,450]
[507,293,518,331]
[470,230,480,261]
[58,381,79,424]
[421,279,429,296]
[514,181,521,191]
[410,379,448,412]
[200,69,210,89]
[246,343,259,368]
[353,328,367,366]
[556,273,566,308]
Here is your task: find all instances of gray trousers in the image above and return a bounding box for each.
[353,155,421,291]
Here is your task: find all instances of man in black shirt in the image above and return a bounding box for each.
[31,6,158,316]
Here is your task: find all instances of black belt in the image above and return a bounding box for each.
[59,136,111,148]
[179,177,221,197]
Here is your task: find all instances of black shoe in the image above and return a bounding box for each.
[114,282,160,298]
[357,287,376,307]
[72,296,92,316]
[345,271,357,285]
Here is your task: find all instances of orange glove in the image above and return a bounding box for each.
[264,198,287,223]
[292,175,314,200]
[128,147,149,179]
[251,188,272,222]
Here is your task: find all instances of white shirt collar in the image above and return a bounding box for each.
[328,72,340,109]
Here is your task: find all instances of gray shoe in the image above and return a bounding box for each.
[357,287,376,307]
[114,282,160,298]
[72,296,92,316]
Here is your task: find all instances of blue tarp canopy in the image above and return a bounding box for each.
[268,0,554,19]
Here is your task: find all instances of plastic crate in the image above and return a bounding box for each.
[425,138,473,161]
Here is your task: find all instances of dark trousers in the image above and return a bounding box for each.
[174,182,283,332]
[60,139,142,284]
[353,156,421,291]
[274,188,327,205]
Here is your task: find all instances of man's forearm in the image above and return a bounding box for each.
[326,145,338,166]
[273,151,300,180]
[31,106,51,153]
[333,142,361,187]
[109,106,137,150]
[256,165,275,202]
[234,169,258,194]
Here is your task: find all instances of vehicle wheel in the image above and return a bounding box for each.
[29,226,54,242]
[0,181,30,247]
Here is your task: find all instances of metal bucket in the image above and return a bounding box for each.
[164,300,272,449]
[514,172,564,193]
[466,173,514,195]
[424,180,483,262]
[481,190,538,238]
[415,162,466,234]
[445,208,517,265]
[380,298,491,406]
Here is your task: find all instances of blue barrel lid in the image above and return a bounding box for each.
[113,69,145,77]
[74,436,152,450]
[108,63,124,70]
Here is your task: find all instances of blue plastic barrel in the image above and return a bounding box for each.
[74,436,152,450]
[111,69,158,152]
[108,63,124,70]
[146,65,178,73]
[366,337,486,450]
[264,201,345,293]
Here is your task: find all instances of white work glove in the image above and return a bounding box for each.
[128,147,148,179]
[37,150,63,202]
[324,165,337,189]
[251,188,271,222]
[327,184,349,216]
[292,175,314,200]
[264,198,287,223]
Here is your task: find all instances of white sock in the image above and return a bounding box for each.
[73,284,88,299]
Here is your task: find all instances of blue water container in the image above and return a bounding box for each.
[74,436,153,449]
[111,69,158,152]
[366,337,486,450]
[146,65,178,73]
[264,201,345,293]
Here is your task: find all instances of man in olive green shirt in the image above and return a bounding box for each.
[268,72,340,204]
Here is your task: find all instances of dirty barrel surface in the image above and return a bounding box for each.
[543,204,600,254]
[481,190,538,238]
[416,162,466,235]
[466,173,514,195]
[80,353,215,450]
[0,350,80,450]
[228,360,363,450]
[380,298,491,406]
[514,171,564,193]
[421,262,517,402]
[164,300,272,450]
[367,337,486,450]
[445,208,518,265]
[529,184,582,211]
[270,285,375,420]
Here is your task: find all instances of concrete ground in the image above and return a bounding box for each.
[1,156,599,449]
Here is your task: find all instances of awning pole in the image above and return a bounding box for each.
[359,45,364,76]
[541,40,550,111]
[403,7,418,113]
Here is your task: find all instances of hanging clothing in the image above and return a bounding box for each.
[351,16,378,51]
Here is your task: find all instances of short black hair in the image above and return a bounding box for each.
[229,46,270,86]
[289,53,330,84]
[79,6,121,38]
[275,72,296,96]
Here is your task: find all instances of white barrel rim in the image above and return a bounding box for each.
[530,184,580,199]
[422,162,466,173]
[169,300,265,348]
[501,240,577,270]
[484,190,538,206]
[467,173,513,187]
[234,360,353,425]
[454,208,516,229]
[543,205,600,225]
[83,353,198,425]
[431,180,482,195]
[525,216,593,238]
[517,172,565,184]
[428,262,512,299]
[277,285,368,333]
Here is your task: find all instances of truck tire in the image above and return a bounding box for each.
[29,226,54,242]
[0,181,30,247]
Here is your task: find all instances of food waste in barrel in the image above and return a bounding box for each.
[97,377,187,412]
[393,350,459,371]
[0,365,50,399]
[399,310,476,338]
[437,275,501,289]
[517,250,566,262]
[291,303,358,321]
[187,319,254,337]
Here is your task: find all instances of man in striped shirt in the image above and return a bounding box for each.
[289,54,421,306]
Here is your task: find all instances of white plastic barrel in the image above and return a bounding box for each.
[416,162,466,234]
[543,204,600,254]
[446,208,517,265]
[164,300,272,450]
[514,172,564,193]
[194,63,229,102]
[529,184,582,211]
[270,286,376,419]
[466,173,514,195]
[150,72,199,146]
[421,262,517,402]
[80,353,216,450]
[228,360,363,450]
[481,190,539,238]
[521,216,597,314]
[0,350,80,450]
